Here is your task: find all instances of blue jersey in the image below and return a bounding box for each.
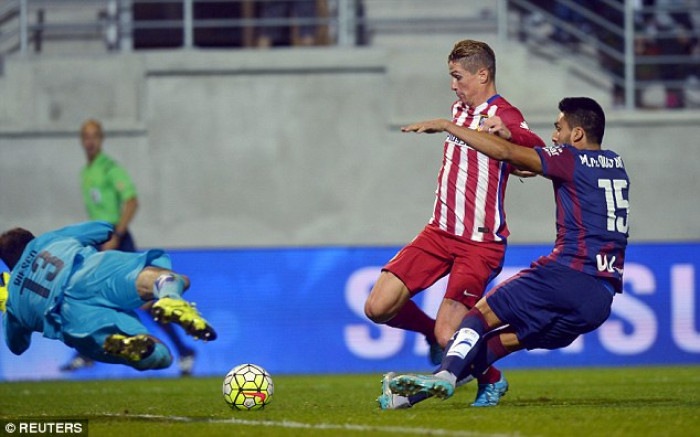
[3,221,113,354]
[535,144,629,292]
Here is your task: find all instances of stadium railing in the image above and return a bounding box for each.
[0,0,494,53]
[503,0,700,109]
[0,0,698,109]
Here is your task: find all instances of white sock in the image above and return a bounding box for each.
[456,374,475,387]
[392,394,411,408]
[435,370,457,386]
[153,274,185,299]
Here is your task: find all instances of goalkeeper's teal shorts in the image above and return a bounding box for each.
[59,249,174,368]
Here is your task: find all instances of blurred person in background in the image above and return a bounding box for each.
[79,119,138,253]
[256,0,318,47]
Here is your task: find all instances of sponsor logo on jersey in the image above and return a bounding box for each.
[542,145,564,156]
[447,133,467,147]
[597,253,624,274]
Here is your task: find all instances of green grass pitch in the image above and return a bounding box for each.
[1,366,698,437]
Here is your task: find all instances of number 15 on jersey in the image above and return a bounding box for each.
[598,178,629,233]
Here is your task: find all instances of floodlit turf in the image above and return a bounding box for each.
[1,366,698,437]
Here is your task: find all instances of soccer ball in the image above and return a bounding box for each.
[222,364,274,411]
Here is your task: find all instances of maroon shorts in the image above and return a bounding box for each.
[383,224,505,308]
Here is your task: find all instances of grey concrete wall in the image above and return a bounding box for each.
[1,42,699,249]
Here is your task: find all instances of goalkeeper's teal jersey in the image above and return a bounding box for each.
[2,221,113,355]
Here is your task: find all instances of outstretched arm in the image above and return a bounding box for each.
[402,119,543,174]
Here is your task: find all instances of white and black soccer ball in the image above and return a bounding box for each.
[222,363,274,411]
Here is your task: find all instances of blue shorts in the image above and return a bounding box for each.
[59,249,172,360]
[486,258,614,350]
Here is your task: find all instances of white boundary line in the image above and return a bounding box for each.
[100,413,517,437]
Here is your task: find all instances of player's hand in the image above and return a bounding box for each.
[481,116,512,140]
[401,119,450,134]
[512,169,537,178]
[100,235,120,251]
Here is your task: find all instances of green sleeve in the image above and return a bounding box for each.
[108,164,138,202]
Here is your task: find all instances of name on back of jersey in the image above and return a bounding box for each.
[14,249,38,287]
[579,154,624,169]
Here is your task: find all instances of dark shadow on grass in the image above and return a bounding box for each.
[393,396,699,410]
[503,397,699,407]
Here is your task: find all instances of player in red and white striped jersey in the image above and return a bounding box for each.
[432,96,541,242]
[366,40,545,409]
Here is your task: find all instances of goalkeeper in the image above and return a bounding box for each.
[0,221,216,370]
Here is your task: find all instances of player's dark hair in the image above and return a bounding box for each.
[0,228,35,270]
[449,40,496,81]
[558,97,606,145]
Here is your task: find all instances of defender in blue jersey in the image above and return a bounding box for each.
[0,221,216,370]
[384,97,628,407]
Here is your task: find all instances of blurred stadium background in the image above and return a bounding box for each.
[0,0,698,380]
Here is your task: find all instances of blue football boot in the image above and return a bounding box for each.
[471,375,508,407]
[377,372,411,410]
[390,373,455,399]
[427,339,444,366]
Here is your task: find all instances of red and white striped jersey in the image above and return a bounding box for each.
[429,94,544,243]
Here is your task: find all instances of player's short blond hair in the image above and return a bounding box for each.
[81,119,104,138]
[448,40,496,82]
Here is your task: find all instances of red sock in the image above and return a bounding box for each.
[476,334,509,384]
[478,366,502,384]
[386,299,437,344]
